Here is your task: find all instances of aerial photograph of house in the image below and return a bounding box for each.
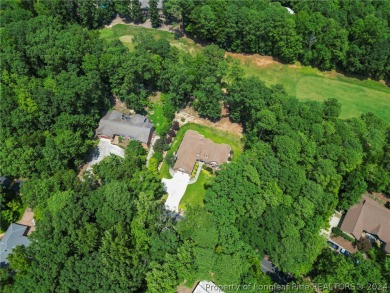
[163,130,232,212]
[96,110,154,147]
[173,130,232,174]
[340,196,390,254]
[2,0,390,290]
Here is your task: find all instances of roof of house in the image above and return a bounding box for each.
[140,0,163,9]
[96,110,154,144]
[0,224,30,267]
[193,281,224,293]
[174,130,231,174]
[0,176,12,188]
[340,196,390,253]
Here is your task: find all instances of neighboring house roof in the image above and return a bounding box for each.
[340,196,390,253]
[96,110,154,144]
[174,130,231,174]
[193,281,224,293]
[140,0,163,9]
[0,224,30,267]
[0,176,12,189]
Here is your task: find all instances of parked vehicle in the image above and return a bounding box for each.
[327,240,339,251]
[340,248,351,257]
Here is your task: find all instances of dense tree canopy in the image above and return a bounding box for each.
[173,0,390,79]
[1,1,389,292]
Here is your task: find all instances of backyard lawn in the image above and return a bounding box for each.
[100,24,390,123]
[147,100,169,135]
[179,170,211,211]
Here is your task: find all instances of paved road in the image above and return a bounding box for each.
[261,258,293,285]
[261,259,275,274]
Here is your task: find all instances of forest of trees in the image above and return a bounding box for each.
[1,0,389,292]
[174,0,390,80]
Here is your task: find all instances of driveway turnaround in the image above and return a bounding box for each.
[87,138,125,170]
[162,171,190,212]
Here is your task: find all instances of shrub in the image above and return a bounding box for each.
[165,153,176,167]
[125,140,146,157]
[171,121,180,131]
[154,138,168,152]
[159,123,170,137]
[166,137,172,144]
[331,227,356,243]
[204,166,213,173]
[152,151,163,164]
[357,237,372,252]
[181,117,185,122]
[168,129,176,137]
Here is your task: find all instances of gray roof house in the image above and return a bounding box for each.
[0,224,30,267]
[140,0,163,9]
[96,110,154,145]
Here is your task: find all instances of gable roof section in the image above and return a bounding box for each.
[174,130,231,174]
[0,224,30,267]
[96,110,154,144]
[340,196,390,252]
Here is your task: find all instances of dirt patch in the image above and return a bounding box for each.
[177,106,243,138]
[177,286,192,293]
[288,64,301,69]
[149,92,162,103]
[105,16,174,32]
[226,52,278,68]
[105,16,126,28]
[113,97,133,114]
[119,35,133,43]
[17,208,35,235]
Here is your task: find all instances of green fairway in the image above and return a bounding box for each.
[100,24,202,54]
[179,170,211,211]
[100,24,390,123]
[235,54,390,123]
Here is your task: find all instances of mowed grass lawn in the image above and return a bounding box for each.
[179,170,211,211]
[100,24,202,54]
[236,55,390,123]
[100,24,390,123]
[147,100,169,135]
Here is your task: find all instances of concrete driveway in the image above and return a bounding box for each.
[162,171,190,212]
[86,138,125,170]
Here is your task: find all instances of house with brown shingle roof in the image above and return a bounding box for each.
[340,196,390,254]
[173,130,231,174]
